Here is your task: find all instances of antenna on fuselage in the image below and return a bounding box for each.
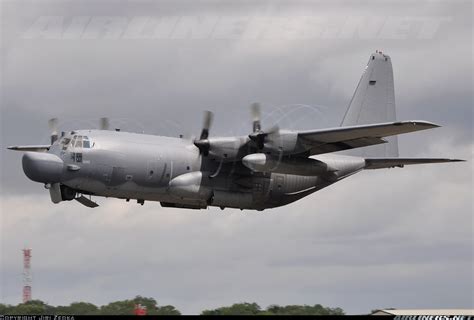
[99,117,110,130]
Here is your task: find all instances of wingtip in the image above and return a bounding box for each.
[407,120,441,128]
[420,121,441,128]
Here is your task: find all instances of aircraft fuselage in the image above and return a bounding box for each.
[25,130,364,210]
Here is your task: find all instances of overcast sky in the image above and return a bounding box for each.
[1,0,472,314]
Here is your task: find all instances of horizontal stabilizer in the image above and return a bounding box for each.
[365,158,465,169]
[7,145,50,152]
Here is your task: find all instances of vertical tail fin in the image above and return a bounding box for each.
[341,51,398,157]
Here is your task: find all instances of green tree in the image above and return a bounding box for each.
[99,296,181,315]
[99,299,135,315]
[0,303,13,314]
[266,304,344,315]
[55,302,99,315]
[328,307,345,315]
[8,300,55,315]
[154,305,181,315]
[132,296,158,313]
[202,302,261,315]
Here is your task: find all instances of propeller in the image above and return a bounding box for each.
[193,105,280,157]
[194,110,214,155]
[99,117,110,130]
[48,118,59,144]
[248,103,279,149]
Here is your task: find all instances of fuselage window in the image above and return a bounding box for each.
[70,152,83,163]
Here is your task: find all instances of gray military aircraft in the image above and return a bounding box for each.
[8,52,463,210]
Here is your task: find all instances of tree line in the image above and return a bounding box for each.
[0,296,344,315]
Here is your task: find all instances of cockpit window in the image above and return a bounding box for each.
[74,136,83,148]
[83,136,91,148]
[61,138,71,150]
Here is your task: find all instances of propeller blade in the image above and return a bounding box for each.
[100,117,110,130]
[200,110,213,140]
[194,110,214,155]
[266,124,280,135]
[251,102,262,132]
[263,125,282,148]
[48,118,59,144]
[180,132,194,140]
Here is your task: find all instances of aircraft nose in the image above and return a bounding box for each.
[22,152,64,183]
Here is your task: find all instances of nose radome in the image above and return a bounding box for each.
[22,152,64,183]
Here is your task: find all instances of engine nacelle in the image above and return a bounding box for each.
[168,171,212,201]
[242,153,330,176]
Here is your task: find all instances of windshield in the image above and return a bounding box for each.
[60,137,71,150]
[60,135,92,150]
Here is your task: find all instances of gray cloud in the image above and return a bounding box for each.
[1,0,472,315]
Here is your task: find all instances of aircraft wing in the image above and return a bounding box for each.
[297,121,439,155]
[364,158,465,169]
[7,145,50,152]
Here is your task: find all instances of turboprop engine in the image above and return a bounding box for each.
[242,153,332,176]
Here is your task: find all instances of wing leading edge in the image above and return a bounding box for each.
[7,145,50,152]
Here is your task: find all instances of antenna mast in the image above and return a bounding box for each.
[22,248,32,303]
